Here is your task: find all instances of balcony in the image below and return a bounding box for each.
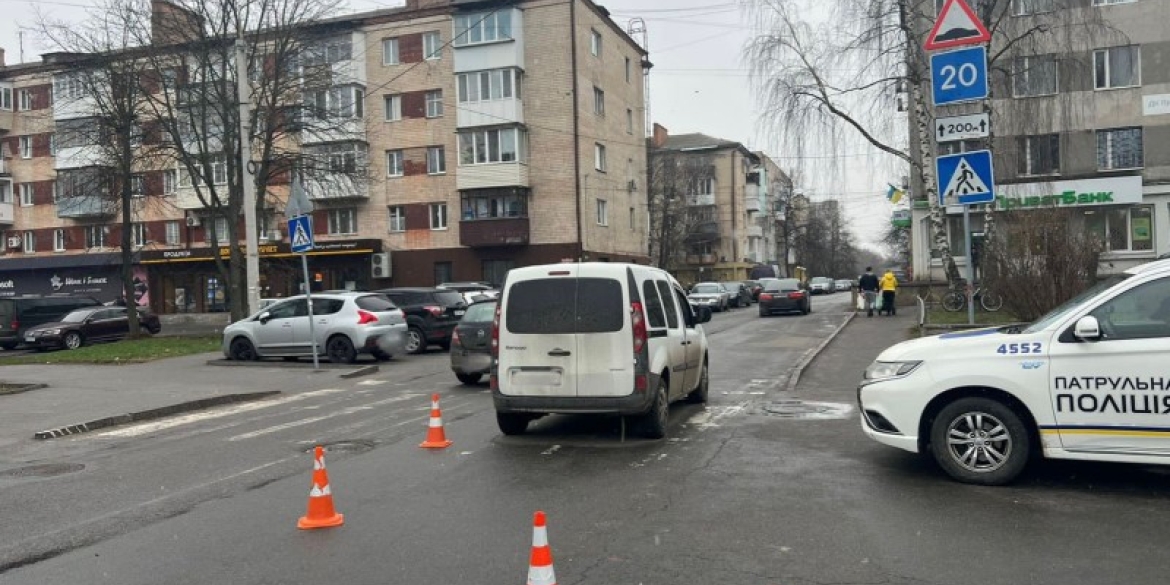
[688,193,715,206]
[305,174,369,201]
[457,97,523,129]
[56,196,116,219]
[685,221,719,243]
[457,162,529,190]
[747,225,764,238]
[453,9,526,73]
[0,202,12,225]
[300,118,365,146]
[745,196,762,212]
[685,254,717,265]
[460,217,530,247]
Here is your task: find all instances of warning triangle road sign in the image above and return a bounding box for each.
[925,0,991,51]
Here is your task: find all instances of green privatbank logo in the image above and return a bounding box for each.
[997,190,1115,210]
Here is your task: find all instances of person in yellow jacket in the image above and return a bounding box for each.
[879,269,898,316]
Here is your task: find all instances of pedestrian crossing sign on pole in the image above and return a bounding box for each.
[289,215,315,253]
[936,150,995,206]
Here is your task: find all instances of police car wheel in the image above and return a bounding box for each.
[930,397,1030,486]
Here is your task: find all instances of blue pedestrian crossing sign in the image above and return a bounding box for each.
[936,150,995,206]
[930,46,988,106]
[289,215,315,253]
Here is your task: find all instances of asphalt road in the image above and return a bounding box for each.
[3,292,1170,584]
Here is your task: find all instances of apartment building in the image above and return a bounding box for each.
[909,0,1170,281]
[0,0,649,313]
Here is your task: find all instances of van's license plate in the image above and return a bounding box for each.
[24,336,34,343]
[454,310,465,316]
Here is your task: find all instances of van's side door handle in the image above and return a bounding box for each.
[680,341,691,346]
[548,349,572,357]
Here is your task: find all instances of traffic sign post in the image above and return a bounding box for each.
[287,214,320,370]
[936,112,990,143]
[930,46,988,106]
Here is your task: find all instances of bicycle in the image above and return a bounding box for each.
[941,283,1003,312]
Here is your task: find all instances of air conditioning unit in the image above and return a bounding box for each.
[371,252,391,279]
[6,236,21,249]
[186,215,201,227]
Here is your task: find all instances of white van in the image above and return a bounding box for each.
[491,263,712,438]
[860,258,1170,485]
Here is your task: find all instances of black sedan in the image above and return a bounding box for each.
[449,299,496,385]
[22,307,162,350]
[757,278,810,316]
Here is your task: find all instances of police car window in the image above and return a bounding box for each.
[655,280,680,329]
[1090,277,1170,340]
[641,281,666,328]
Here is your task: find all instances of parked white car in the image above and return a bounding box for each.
[223,292,407,363]
[493,262,712,438]
[860,258,1170,485]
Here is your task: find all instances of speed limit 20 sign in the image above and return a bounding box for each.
[930,46,988,107]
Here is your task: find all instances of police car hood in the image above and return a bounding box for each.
[876,327,1009,361]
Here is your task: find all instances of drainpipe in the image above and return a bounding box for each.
[570,0,583,261]
[730,150,738,269]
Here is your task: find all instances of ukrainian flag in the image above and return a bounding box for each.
[886,184,904,204]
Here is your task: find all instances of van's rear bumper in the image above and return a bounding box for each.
[493,373,659,415]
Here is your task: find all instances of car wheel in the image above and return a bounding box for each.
[147,325,161,335]
[686,359,709,404]
[371,349,393,362]
[758,308,767,317]
[326,336,357,364]
[638,378,670,439]
[497,412,530,436]
[229,337,258,361]
[456,372,482,385]
[930,397,1031,486]
[405,327,426,355]
[63,331,84,350]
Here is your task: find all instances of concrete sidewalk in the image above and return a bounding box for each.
[795,309,919,398]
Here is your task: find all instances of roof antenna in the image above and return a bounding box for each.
[19,30,25,63]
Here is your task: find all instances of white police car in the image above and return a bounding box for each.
[859,258,1170,485]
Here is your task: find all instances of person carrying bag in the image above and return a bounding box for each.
[879,269,899,316]
[858,267,880,318]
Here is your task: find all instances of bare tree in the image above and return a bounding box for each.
[647,149,717,271]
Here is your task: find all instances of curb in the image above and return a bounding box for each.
[339,365,379,379]
[0,383,49,397]
[32,391,281,440]
[784,311,857,393]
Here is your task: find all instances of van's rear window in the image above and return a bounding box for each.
[506,278,624,334]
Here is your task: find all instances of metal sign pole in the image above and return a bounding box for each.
[302,252,319,370]
[963,206,975,326]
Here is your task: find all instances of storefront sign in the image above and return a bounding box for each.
[995,177,1142,211]
[1143,94,1170,117]
[141,239,381,263]
[0,266,128,301]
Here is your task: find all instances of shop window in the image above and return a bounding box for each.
[1087,205,1153,253]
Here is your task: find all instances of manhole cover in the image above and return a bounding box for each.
[0,463,86,478]
[303,440,375,455]
[761,400,853,420]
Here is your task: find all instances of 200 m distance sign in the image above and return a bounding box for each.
[936,113,990,143]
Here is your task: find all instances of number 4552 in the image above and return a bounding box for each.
[997,343,1041,355]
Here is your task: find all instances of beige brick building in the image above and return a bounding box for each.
[0,0,649,313]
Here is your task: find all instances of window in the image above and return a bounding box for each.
[382,38,399,65]
[313,142,366,174]
[165,221,181,245]
[386,150,404,176]
[1087,205,1153,253]
[388,206,406,232]
[17,89,33,111]
[457,128,526,165]
[1087,276,1170,341]
[1097,127,1143,170]
[383,94,401,121]
[937,139,984,156]
[1012,55,1057,97]
[130,175,145,197]
[328,208,358,235]
[506,278,624,334]
[626,108,634,134]
[641,281,667,328]
[430,203,448,230]
[51,181,58,203]
[210,216,229,243]
[656,281,681,329]
[0,87,11,110]
[1094,46,1140,89]
[1012,0,1053,15]
[19,136,31,159]
[19,183,33,206]
[596,198,608,226]
[132,223,147,247]
[590,29,602,56]
[593,86,605,116]
[1018,134,1060,176]
[629,206,636,229]
[460,188,528,220]
[594,143,607,171]
[0,183,7,203]
[453,11,513,46]
[425,90,443,118]
[163,170,178,195]
[427,146,446,174]
[49,134,56,156]
[53,229,65,252]
[423,32,442,60]
[304,85,364,120]
[456,69,520,103]
[1093,0,1137,5]
[85,225,106,249]
[625,57,632,82]
[22,231,35,253]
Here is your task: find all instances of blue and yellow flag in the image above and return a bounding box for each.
[886,184,904,204]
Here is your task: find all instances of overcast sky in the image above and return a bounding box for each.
[0,0,906,249]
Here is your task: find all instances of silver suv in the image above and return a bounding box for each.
[222,293,407,363]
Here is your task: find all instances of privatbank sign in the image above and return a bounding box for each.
[994,176,1142,211]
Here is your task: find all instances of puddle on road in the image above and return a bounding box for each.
[302,440,376,455]
[0,462,86,478]
[758,400,853,420]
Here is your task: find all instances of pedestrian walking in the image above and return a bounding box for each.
[858,267,880,318]
[879,269,899,316]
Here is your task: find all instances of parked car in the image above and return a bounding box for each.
[0,296,104,349]
[688,282,730,312]
[721,282,753,307]
[376,287,468,354]
[23,306,162,350]
[758,278,810,316]
[834,279,853,292]
[809,277,835,295]
[743,280,763,301]
[438,282,500,304]
[450,299,498,385]
[222,292,407,363]
[257,298,283,311]
[493,262,712,438]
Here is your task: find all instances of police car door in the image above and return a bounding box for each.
[1048,275,1170,455]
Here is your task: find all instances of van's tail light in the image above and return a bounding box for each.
[788,291,805,300]
[424,305,444,317]
[631,301,649,391]
[10,318,18,331]
[356,310,378,325]
[489,303,501,390]
[451,329,462,347]
[759,293,773,302]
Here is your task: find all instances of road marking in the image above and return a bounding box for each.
[541,445,562,455]
[686,403,749,430]
[357,379,387,386]
[225,393,420,441]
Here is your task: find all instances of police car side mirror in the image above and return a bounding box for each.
[1074,316,1101,341]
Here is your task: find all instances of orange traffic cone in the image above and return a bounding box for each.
[297,446,344,530]
[527,511,557,585]
[420,393,453,449]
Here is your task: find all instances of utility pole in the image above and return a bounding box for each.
[235,36,261,315]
